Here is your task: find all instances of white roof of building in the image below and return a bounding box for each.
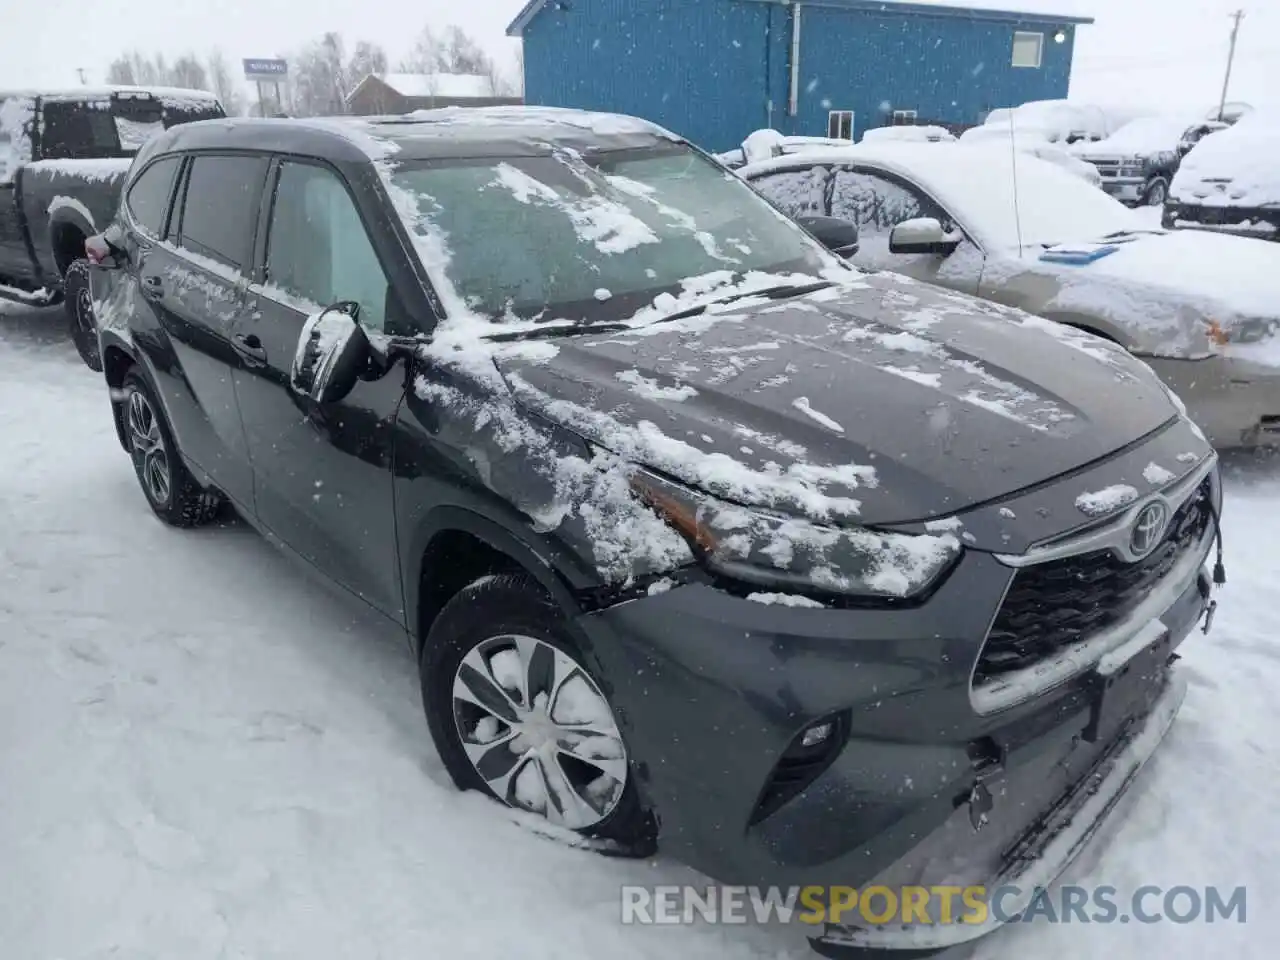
[373,73,493,99]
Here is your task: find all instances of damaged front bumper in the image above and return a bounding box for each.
[811,671,1188,957]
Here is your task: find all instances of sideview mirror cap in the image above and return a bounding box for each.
[889,217,963,255]
[797,214,860,258]
[291,302,371,405]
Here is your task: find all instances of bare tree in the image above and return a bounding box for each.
[169,54,210,91]
[400,26,446,74]
[106,57,136,85]
[206,50,244,116]
[348,41,388,84]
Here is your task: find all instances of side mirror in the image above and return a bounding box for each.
[889,217,963,255]
[85,226,126,269]
[797,215,860,258]
[291,301,371,404]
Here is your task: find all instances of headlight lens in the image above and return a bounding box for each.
[630,469,961,600]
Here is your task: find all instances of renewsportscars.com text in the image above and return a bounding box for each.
[621,884,1247,927]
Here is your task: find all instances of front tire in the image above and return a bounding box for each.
[121,370,222,527]
[1144,176,1169,207]
[64,259,102,372]
[420,574,655,855]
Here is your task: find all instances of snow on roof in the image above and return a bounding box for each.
[861,125,957,144]
[506,0,1092,35]
[374,73,493,99]
[0,84,220,103]
[1080,116,1196,156]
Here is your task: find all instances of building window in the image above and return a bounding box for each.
[1012,31,1044,68]
[892,110,918,126]
[827,110,854,140]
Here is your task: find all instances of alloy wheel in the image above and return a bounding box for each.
[451,634,628,830]
[127,389,172,506]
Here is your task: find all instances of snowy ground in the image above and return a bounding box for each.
[2,299,1277,959]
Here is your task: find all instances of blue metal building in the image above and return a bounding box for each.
[506,0,1094,151]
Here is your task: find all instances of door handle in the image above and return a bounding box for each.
[141,275,163,300]
[232,333,268,362]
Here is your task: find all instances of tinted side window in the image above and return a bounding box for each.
[125,157,180,238]
[831,168,944,235]
[750,168,831,219]
[177,155,268,272]
[38,101,120,159]
[264,162,390,331]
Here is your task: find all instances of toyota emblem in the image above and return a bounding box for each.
[1130,501,1170,558]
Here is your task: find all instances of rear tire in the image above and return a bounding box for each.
[121,369,222,527]
[65,259,102,372]
[420,574,656,856]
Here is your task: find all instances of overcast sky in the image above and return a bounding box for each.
[2,0,1276,118]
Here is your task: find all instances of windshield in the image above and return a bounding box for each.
[387,145,832,322]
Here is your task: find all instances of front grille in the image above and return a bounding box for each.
[976,480,1212,686]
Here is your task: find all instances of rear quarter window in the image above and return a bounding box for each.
[175,154,269,272]
[749,167,831,219]
[126,156,181,238]
[38,100,121,159]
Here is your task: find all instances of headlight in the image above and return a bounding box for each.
[630,469,961,600]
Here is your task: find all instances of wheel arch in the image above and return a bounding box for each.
[405,506,593,657]
[47,209,95,276]
[1040,311,1129,348]
[102,338,159,453]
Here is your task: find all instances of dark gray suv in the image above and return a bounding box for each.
[87,108,1223,956]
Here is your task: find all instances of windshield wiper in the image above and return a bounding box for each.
[659,280,837,324]
[486,321,634,342]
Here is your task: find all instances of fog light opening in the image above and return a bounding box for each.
[802,721,834,747]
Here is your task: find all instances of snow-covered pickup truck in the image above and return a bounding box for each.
[1072,116,1192,208]
[0,86,224,366]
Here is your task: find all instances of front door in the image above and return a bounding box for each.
[829,166,984,293]
[232,158,407,621]
[132,152,264,508]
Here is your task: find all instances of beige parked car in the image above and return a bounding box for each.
[740,143,1280,448]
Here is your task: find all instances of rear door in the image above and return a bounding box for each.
[135,152,265,508]
[232,158,410,620]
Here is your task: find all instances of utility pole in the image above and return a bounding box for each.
[1217,9,1245,121]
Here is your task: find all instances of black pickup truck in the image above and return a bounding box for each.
[1,86,224,367]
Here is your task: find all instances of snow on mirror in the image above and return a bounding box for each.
[291,301,370,404]
[889,217,963,255]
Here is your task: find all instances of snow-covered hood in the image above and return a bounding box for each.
[1171,123,1280,206]
[495,276,1177,525]
[1010,229,1280,354]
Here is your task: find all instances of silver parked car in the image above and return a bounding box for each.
[740,142,1280,449]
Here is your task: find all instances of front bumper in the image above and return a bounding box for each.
[813,671,1188,956]
[1163,200,1280,239]
[1143,352,1280,448]
[574,429,1218,955]
[1101,178,1146,204]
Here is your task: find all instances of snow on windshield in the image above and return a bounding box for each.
[384,146,831,320]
